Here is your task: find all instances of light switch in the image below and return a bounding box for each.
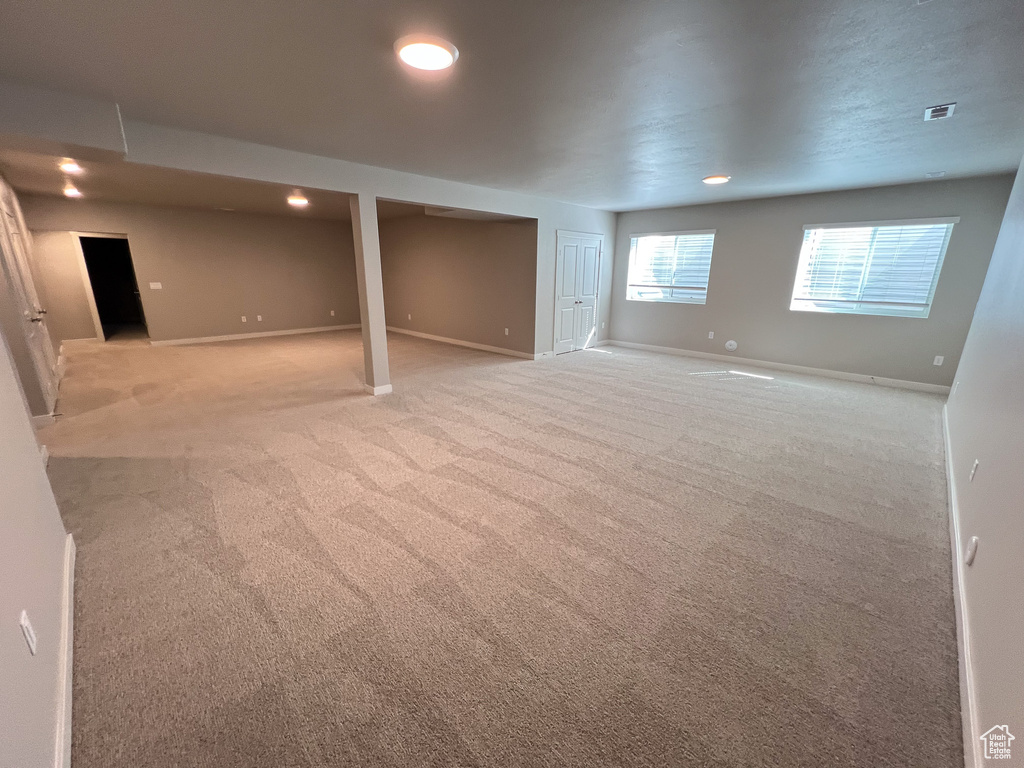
[933,355,944,366]
[257,315,262,322]
[149,282,162,290]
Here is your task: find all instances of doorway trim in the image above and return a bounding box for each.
[71,231,130,341]
[553,229,604,354]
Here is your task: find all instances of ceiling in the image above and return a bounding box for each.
[1,0,1022,211]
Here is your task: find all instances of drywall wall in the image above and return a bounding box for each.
[610,176,1013,386]
[19,195,361,343]
[380,215,539,355]
[0,325,72,768]
[945,158,1024,765]
[29,230,97,349]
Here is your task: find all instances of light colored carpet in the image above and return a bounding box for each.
[40,330,962,767]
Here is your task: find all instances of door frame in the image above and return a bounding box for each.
[71,231,133,341]
[553,229,604,353]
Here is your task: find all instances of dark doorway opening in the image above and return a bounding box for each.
[80,236,148,340]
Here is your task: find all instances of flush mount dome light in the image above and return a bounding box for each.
[59,160,82,174]
[702,175,731,185]
[287,194,309,207]
[63,185,82,198]
[395,35,459,70]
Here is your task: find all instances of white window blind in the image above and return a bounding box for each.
[790,219,956,318]
[626,231,715,304]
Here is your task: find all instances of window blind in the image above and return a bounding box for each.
[790,220,955,318]
[626,231,716,304]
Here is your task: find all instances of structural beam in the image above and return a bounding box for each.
[349,192,392,395]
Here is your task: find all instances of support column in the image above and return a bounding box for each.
[349,192,392,395]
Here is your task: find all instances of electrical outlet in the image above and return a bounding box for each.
[933,355,944,366]
[257,315,262,322]
[708,331,714,339]
[504,328,509,335]
[330,310,335,317]
[19,611,37,655]
[241,316,247,323]
[149,282,162,290]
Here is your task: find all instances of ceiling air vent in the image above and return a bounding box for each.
[924,103,956,121]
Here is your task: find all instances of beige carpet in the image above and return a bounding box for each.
[40,330,962,767]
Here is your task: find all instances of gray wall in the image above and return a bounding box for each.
[379,215,539,355]
[945,159,1024,764]
[20,195,361,343]
[0,327,70,768]
[610,176,1013,386]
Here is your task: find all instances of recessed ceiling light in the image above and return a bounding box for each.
[287,194,309,207]
[63,185,82,198]
[59,160,82,174]
[395,35,459,71]
[702,175,731,185]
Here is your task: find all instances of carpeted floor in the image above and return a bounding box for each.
[40,330,962,767]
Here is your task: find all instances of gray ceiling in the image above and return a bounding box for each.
[1,0,1022,211]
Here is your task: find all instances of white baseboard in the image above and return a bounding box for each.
[943,405,978,768]
[534,351,556,360]
[54,533,75,768]
[608,340,951,394]
[31,414,55,428]
[385,326,534,359]
[364,383,393,396]
[150,324,360,347]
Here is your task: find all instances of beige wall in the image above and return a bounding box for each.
[20,195,361,343]
[380,215,539,355]
[945,159,1024,765]
[0,327,71,768]
[610,176,1013,386]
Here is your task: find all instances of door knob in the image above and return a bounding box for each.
[29,317,43,323]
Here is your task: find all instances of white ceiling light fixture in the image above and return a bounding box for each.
[395,34,459,71]
[287,193,309,207]
[59,159,82,174]
[63,185,82,198]
[702,175,731,185]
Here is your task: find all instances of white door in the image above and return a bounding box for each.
[574,238,600,350]
[553,232,602,354]
[0,181,58,411]
[553,236,581,354]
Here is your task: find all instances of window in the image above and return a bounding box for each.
[790,218,957,318]
[626,230,715,304]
